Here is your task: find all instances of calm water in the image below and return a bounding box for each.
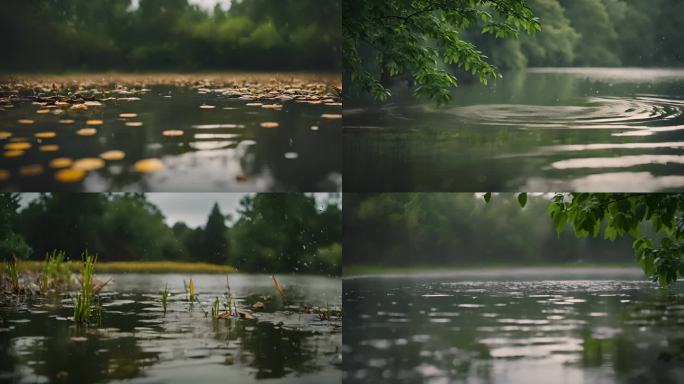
[0,74,341,191]
[344,68,684,191]
[343,269,684,384]
[0,273,342,384]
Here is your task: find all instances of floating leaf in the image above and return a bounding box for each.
[0,169,9,181]
[4,150,24,158]
[134,158,164,173]
[125,121,143,127]
[99,150,125,161]
[40,144,59,152]
[58,119,75,124]
[251,301,265,310]
[260,122,279,129]
[119,113,137,118]
[19,164,44,177]
[5,142,31,151]
[55,168,85,183]
[76,128,97,136]
[518,193,528,208]
[162,130,184,137]
[50,158,73,169]
[86,119,103,126]
[261,104,282,109]
[236,310,254,319]
[320,113,342,119]
[34,131,56,139]
[73,158,105,171]
[484,192,492,203]
[17,119,34,124]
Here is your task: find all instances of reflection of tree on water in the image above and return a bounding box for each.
[211,315,337,379]
[1,317,158,383]
[580,292,684,383]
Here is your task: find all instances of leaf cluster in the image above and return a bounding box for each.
[343,0,540,103]
[547,193,684,286]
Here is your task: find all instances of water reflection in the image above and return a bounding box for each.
[343,272,684,384]
[0,75,341,192]
[0,274,342,384]
[344,68,684,192]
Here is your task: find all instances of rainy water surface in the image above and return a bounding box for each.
[344,68,684,191]
[343,268,684,384]
[0,74,341,191]
[0,273,342,384]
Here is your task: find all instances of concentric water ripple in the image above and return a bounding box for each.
[344,68,684,191]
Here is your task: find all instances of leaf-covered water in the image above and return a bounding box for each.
[344,68,684,192]
[343,269,684,384]
[0,273,342,384]
[0,74,341,192]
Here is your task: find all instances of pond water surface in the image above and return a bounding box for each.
[0,74,341,192]
[343,268,684,384]
[0,273,342,384]
[344,68,684,191]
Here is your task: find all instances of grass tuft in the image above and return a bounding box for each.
[73,251,97,323]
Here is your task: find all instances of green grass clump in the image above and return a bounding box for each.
[6,256,19,293]
[211,297,220,318]
[73,252,97,323]
[40,250,70,293]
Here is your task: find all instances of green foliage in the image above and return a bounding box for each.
[230,194,342,275]
[0,194,31,261]
[345,193,634,268]
[0,0,340,71]
[203,203,230,265]
[547,194,684,287]
[346,0,684,102]
[40,250,70,293]
[5,257,19,293]
[343,0,540,103]
[74,251,97,323]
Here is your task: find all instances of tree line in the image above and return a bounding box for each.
[0,193,341,275]
[344,193,636,268]
[0,0,340,72]
[470,0,684,69]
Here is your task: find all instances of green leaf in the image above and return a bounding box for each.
[483,192,491,203]
[517,193,527,208]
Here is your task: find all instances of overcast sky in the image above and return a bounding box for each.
[19,193,338,228]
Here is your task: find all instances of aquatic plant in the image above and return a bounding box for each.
[224,276,234,316]
[272,275,286,304]
[188,278,195,302]
[40,250,70,293]
[161,283,169,312]
[6,256,19,293]
[73,252,96,323]
[212,297,220,318]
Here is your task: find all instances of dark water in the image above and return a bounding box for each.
[0,274,342,384]
[0,76,341,192]
[344,68,684,192]
[343,269,684,384]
